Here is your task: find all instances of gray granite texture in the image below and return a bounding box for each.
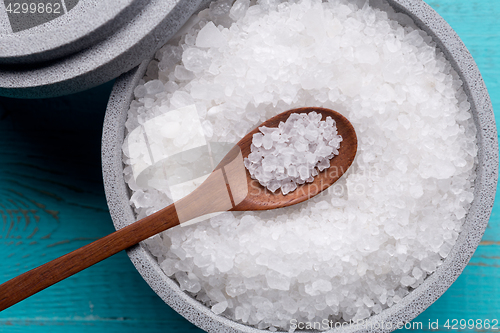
[0,0,210,99]
[0,0,144,64]
[101,0,498,332]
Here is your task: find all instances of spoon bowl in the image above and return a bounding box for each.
[232,107,357,211]
[0,107,356,312]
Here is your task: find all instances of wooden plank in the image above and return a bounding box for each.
[403,0,500,331]
[0,82,203,332]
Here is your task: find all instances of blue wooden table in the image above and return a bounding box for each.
[0,1,498,332]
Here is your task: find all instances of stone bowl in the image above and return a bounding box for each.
[102,1,498,332]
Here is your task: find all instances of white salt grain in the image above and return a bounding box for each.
[212,301,228,314]
[123,0,478,330]
[196,21,227,48]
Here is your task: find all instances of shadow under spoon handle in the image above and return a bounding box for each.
[0,203,180,312]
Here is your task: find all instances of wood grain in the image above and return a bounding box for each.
[409,1,500,330]
[0,203,181,311]
[0,83,203,332]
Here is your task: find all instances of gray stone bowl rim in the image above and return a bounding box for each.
[102,1,498,332]
[0,0,138,64]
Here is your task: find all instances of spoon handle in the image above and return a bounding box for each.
[0,203,180,312]
[0,162,238,312]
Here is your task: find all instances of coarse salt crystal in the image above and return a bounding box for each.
[244,112,341,195]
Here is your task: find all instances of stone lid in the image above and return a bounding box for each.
[0,0,148,64]
[0,0,209,98]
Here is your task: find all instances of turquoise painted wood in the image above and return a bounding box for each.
[0,82,204,333]
[0,1,498,332]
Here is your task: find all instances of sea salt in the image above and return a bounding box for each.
[122,0,478,330]
[244,112,341,195]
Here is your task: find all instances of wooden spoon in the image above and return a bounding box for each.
[0,107,357,311]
